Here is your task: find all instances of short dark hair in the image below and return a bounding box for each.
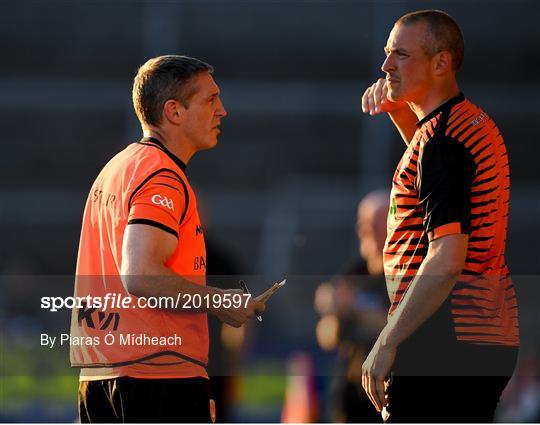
[396,10,464,71]
[132,55,214,127]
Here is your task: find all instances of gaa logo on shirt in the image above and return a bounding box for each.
[151,194,174,210]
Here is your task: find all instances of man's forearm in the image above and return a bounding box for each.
[380,249,461,349]
[121,270,220,312]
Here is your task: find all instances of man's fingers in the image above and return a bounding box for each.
[361,374,367,394]
[366,376,380,412]
[228,318,242,328]
[373,82,381,113]
[367,86,376,115]
[362,373,376,412]
[254,300,266,314]
[362,367,378,411]
[370,376,382,412]
[381,79,389,106]
[376,376,387,408]
[362,87,369,113]
[361,87,370,113]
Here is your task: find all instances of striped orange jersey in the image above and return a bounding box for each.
[384,93,519,347]
[71,137,209,379]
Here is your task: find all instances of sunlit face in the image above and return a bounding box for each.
[181,71,227,152]
[381,22,435,103]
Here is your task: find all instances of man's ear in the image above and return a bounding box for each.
[163,99,185,125]
[433,50,452,76]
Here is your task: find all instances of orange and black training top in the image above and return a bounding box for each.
[71,137,209,380]
[384,93,519,348]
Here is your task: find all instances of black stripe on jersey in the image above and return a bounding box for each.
[468,235,494,242]
[127,218,179,239]
[452,313,502,320]
[463,132,488,152]
[399,170,413,181]
[472,174,498,188]
[447,105,470,124]
[458,127,485,147]
[470,210,496,220]
[467,246,491,253]
[471,186,498,197]
[393,261,423,270]
[160,174,183,183]
[447,103,467,123]
[461,269,483,275]
[128,168,190,227]
[449,304,500,312]
[128,168,183,210]
[452,118,479,141]
[399,211,424,219]
[448,113,476,137]
[476,153,494,167]
[394,223,425,231]
[387,237,425,246]
[471,144,491,160]
[455,331,502,337]
[471,199,496,209]
[402,182,416,191]
[154,182,182,191]
[476,163,497,178]
[453,322,500,328]
[447,109,472,131]
[396,203,419,211]
[385,248,427,257]
[404,166,416,175]
[454,282,489,291]
[178,179,189,225]
[452,294,494,303]
[469,223,496,232]
[464,255,496,264]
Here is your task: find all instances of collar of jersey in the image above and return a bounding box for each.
[416,92,465,128]
[138,137,187,171]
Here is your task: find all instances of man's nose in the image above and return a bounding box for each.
[381,54,394,74]
[217,99,227,118]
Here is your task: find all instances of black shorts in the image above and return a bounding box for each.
[386,375,512,423]
[386,342,519,423]
[78,377,214,423]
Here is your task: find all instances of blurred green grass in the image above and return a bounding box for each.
[237,362,286,407]
[0,338,78,403]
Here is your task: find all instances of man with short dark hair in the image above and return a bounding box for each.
[71,55,265,423]
[360,10,519,422]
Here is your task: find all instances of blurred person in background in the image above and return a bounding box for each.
[360,10,519,422]
[315,190,389,422]
[70,55,264,423]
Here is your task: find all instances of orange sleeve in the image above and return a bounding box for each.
[127,170,187,238]
[428,222,463,242]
